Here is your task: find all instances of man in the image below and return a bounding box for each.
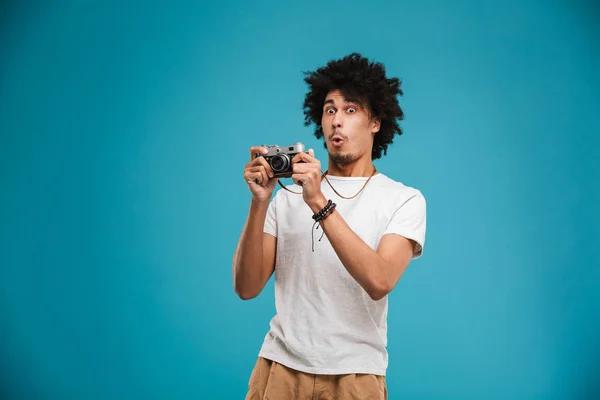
[233,53,427,399]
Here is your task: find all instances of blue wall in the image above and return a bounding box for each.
[1,1,598,398]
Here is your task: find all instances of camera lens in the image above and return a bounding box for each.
[270,154,289,172]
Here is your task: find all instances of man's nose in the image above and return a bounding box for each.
[332,112,342,128]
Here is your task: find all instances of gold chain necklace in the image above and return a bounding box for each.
[277,166,378,199]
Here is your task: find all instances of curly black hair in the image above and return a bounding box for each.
[302,53,404,160]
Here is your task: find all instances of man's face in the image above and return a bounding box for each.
[321,89,380,165]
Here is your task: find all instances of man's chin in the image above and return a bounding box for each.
[329,152,355,165]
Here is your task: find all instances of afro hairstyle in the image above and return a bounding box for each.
[302,53,404,160]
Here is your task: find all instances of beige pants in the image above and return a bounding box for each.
[245,357,388,400]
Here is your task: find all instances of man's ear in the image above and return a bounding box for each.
[372,118,381,134]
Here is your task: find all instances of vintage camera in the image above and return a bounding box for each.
[257,142,305,178]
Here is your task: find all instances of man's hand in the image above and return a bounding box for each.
[291,149,326,209]
[244,146,278,202]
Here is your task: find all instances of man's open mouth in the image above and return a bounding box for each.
[332,136,344,146]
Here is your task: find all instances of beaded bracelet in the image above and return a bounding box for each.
[311,199,337,251]
[312,199,336,222]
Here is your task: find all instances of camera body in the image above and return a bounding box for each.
[257,142,305,178]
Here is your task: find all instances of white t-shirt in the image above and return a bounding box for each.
[259,173,426,376]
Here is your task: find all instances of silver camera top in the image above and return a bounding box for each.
[261,142,305,157]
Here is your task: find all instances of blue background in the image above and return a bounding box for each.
[1,1,599,398]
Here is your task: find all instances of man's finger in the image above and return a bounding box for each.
[291,174,305,186]
[249,146,268,161]
[244,172,258,184]
[248,165,269,184]
[259,165,269,186]
[292,151,315,164]
[292,162,312,174]
[254,156,275,178]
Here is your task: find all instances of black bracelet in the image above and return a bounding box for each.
[320,201,336,221]
[312,200,336,222]
[311,199,337,252]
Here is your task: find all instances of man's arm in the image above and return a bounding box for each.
[232,199,277,300]
[233,146,278,300]
[308,195,415,301]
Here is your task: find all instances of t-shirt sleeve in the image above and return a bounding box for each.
[263,193,278,238]
[383,190,427,259]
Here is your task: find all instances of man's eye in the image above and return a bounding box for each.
[326,109,335,114]
[347,107,356,113]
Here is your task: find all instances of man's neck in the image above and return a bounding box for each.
[326,159,376,177]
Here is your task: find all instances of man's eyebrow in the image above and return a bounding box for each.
[323,98,362,106]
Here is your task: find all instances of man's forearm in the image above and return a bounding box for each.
[232,199,269,299]
[308,195,392,300]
